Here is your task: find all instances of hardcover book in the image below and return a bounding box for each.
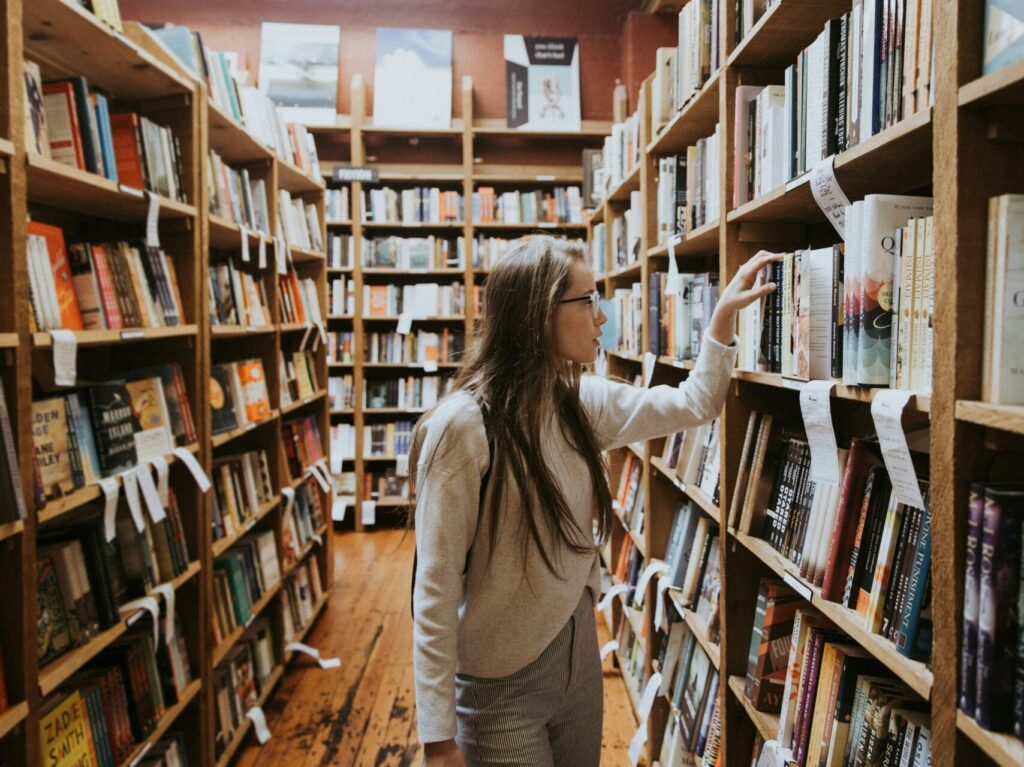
[87,381,140,477]
[504,35,581,132]
[374,28,452,129]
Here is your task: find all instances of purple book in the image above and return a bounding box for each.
[959,484,986,714]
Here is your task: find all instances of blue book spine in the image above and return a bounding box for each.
[895,499,932,658]
[93,93,118,183]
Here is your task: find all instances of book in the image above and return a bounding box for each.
[88,382,140,477]
[746,579,802,712]
[27,220,85,331]
[23,60,51,158]
[0,379,27,521]
[209,366,240,435]
[982,195,1024,404]
[373,28,453,129]
[39,690,100,767]
[36,555,74,665]
[42,80,85,169]
[124,377,174,463]
[504,36,582,132]
[983,0,1024,75]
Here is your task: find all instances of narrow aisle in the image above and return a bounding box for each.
[235,528,637,766]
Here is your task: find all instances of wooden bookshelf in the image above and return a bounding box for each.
[726,675,778,743]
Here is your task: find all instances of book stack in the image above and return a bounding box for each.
[732,85,788,208]
[31,369,196,504]
[959,482,1024,737]
[27,222,186,332]
[211,449,275,543]
[281,477,326,570]
[362,282,465,318]
[472,187,584,226]
[329,275,354,317]
[663,502,721,624]
[327,331,354,364]
[684,128,720,231]
[599,284,643,356]
[209,260,271,328]
[362,236,462,269]
[209,360,272,435]
[280,350,321,407]
[362,186,463,224]
[611,191,643,272]
[281,555,325,642]
[213,617,277,758]
[602,107,641,193]
[277,191,324,253]
[39,622,193,766]
[363,468,410,503]
[363,328,463,365]
[0,380,26,522]
[281,415,327,484]
[328,375,355,411]
[207,151,271,235]
[326,187,350,221]
[655,621,721,766]
[278,272,324,325]
[330,424,356,470]
[363,376,449,410]
[25,64,188,201]
[363,421,413,459]
[676,0,720,121]
[766,599,932,766]
[649,270,720,363]
[328,232,354,269]
[662,415,721,500]
[982,194,1024,406]
[212,531,281,645]
[615,452,645,541]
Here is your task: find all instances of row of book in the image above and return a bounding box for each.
[328,375,355,411]
[471,186,585,226]
[363,282,466,318]
[28,221,186,333]
[278,190,324,254]
[213,530,281,646]
[600,104,641,197]
[364,468,410,502]
[590,223,606,275]
[661,501,722,625]
[363,421,414,459]
[733,84,788,208]
[598,284,643,357]
[614,452,645,543]
[326,187,350,222]
[0,380,25,521]
[746,579,932,767]
[151,25,323,181]
[209,257,270,328]
[281,415,328,485]
[25,63,187,201]
[40,625,193,767]
[280,349,322,408]
[211,448,275,544]
[362,235,462,269]
[648,270,720,363]
[282,554,326,643]
[207,150,272,235]
[364,376,451,410]
[330,276,355,317]
[279,271,324,326]
[959,481,1024,736]
[661,417,721,507]
[327,331,354,364]
[33,365,196,503]
[329,233,354,269]
[331,425,355,465]
[732,414,932,661]
[611,191,642,272]
[37,502,192,667]
[683,128,720,232]
[362,187,463,225]
[282,478,327,571]
[210,360,272,436]
[357,328,464,365]
[213,617,276,758]
[649,0,721,140]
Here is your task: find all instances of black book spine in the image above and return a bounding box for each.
[836,14,849,152]
[831,243,845,378]
[771,260,783,372]
[881,504,916,638]
[824,19,842,158]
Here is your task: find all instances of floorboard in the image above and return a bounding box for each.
[235,529,637,766]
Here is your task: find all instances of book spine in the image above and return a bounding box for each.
[960,485,986,712]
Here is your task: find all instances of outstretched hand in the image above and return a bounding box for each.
[707,250,785,347]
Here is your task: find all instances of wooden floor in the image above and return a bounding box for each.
[235,528,638,767]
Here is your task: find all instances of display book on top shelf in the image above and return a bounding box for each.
[587,1,1024,766]
[0,3,333,766]
[307,73,607,530]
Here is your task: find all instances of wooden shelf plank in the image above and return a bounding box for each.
[361,221,464,230]
[211,325,275,339]
[472,164,583,183]
[728,0,846,68]
[471,118,612,138]
[0,701,29,742]
[361,315,465,322]
[957,712,1024,767]
[277,159,325,194]
[208,214,264,250]
[647,219,720,260]
[0,138,15,158]
[471,221,586,231]
[33,325,198,348]
[361,267,465,277]
[667,592,721,670]
[281,391,327,417]
[606,260,644,281]
[727,675,780,743]
[955,400,1024,436]
[0,333,18,349]
[207,102,274,164]
[212,582,283,669]
[959,60,1024,108]
[615,649,644,720]
[607,349,643,363]
[215,665,285,767]
[118,679,201,767]
[212,412,280,450]
[212,497,281,559]
[0,520,24,543]
[727,109,933,225]
[649,456,722,525]
[23,0,192,99]
[290,246,326,264]
[605,163,642,203]
[325,220,353,227]
[732,369,932,412]
[648,70,721,156]
[735,532,933,700]
[26,155,196,220]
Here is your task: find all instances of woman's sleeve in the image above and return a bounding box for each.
[412,414,489,743]
[583,334,738,450]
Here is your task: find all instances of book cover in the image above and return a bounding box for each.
[124,377,174,463]
[749,581,802,712]
[238,360,272,422]
[504,35,581,132]
[960,483,987,714]
[108,112,146,190]
[0,379,27,521]
[67,243,105,330]
[41,81,85,169]
[983,195,1024,405]
[258,23,340,125]
[374,28,452,129]
[39,691,100,767]
[24,60,51,159]
[983,0,1024,75]
[210,365,239,435]
[27,221,84,331]
[87,381,140,477]
[36,555,74,665]
[32,397,76,499]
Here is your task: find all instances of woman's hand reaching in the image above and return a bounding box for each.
[707,250,785,347]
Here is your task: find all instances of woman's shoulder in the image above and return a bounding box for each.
[415,391,489,475]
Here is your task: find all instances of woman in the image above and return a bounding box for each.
[410,236,779,767]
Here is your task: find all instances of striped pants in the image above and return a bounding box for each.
[454,588,603,766]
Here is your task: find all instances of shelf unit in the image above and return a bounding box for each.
[310,74,608,529]
[586,1,1024,765]
[0,4,332,766]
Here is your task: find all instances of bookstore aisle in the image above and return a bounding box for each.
[231,529,638,767]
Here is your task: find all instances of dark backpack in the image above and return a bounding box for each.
[410,403,494,618]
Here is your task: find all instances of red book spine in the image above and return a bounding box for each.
[108,113,146,189]
[171,363,197,445]
[821,440,876,601]
[88,245,124,329]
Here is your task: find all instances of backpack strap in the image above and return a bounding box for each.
[411,399,494,618]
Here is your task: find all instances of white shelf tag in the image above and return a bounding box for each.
[122,470,145,533]
[145,191,161,247]
[810,156,851,237]
[871,389,926,509]
[799,380,841,486]
[285,641,342,669]
[246,707,272,744]
[361,500,377,526]
[172,447,211,492]
[599,640,619,662]
[51,330,77,387]
[100,477,120,542]
[152,582,176,642]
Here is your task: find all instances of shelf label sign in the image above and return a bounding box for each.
[333,166,380,183]
[146,191,160,248]
[799,380,841,486]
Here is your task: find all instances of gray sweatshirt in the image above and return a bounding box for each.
[411,335,738,743]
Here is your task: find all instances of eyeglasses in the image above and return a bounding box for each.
[558,290,602,319]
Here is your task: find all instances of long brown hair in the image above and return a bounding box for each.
[409,236,614,576]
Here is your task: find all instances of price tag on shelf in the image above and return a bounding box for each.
[145,191,161,248]
[152,456,170,506]
[118,183,145,198]
[308,465,331,493]
[396,313,413,335]
[50,330,77,387]
[599,640,619,662]
[172,447,210,492]
[122,470,145,533]
[285,642,342,669]
[596,583,629,611]
[152,582,176,642]
[240,226,251,262]
[300,323,315,350]
[810,156,851,237]
[361,500,377,526]
[871,389,926,509]
[246,707,272,744]
[315,321,328,345]
[258,233,267,269]
[99,478,120,542]
[799,380,841,486]
[136,465,166,523]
